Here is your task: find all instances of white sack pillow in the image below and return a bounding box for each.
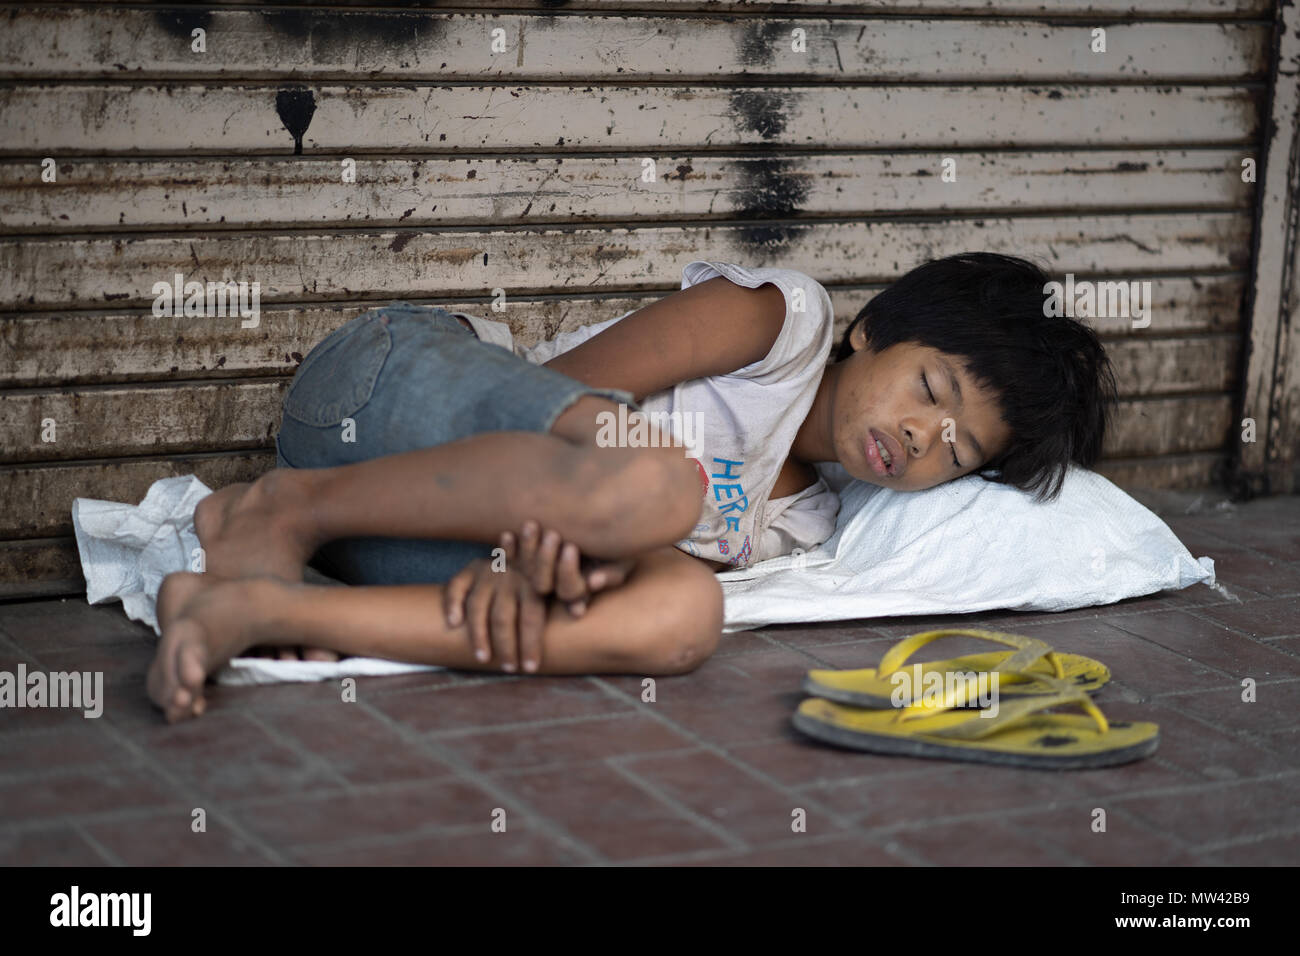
[714,462,1218,634]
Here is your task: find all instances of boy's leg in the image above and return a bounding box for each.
[197,427,702,582]
[148,545,724,722]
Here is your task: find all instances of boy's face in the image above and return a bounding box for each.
[831,323,1013,492]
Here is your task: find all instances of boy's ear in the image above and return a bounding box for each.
[848,319,869,353]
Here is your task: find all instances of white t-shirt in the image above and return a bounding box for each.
[458,260,841,568]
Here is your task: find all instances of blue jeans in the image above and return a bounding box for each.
[274,304,639,585]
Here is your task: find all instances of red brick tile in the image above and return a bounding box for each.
[1193,597,1300,639]
[729,733,959,787]
[864,609,1032,638]
[1246,726,1300,762]
[1011,619,1240,698]
[1155,680,1300,738]
[0,724,133,773]
[1063,754,1196,797]
[0,765,184,825]
[801,762,1080,825]
[1116,776,1300,847]
[1123,700,1295,782]
[1154,582,1269,611]
[367,675,632,735]
[132,712,342,800]
[887,815,1078,865]
[599,648,814,747]
[617,747,848,844]
[711,628,782,655]
[995,805,1199,865]
[1242,534,1300,563]
[34,643,155,690]
[259,704,457,784]
[500,761,731,861]
[228,778,500,847]
[82,811,277,865]
[747,621,895,649]
[0,600,153,651]
[209,679,358,715]
[1196,830,1300,865]
[1163,517,1245,555]
[440,712,693,775]
[0,827,108,865]
[295,826,586,865]
[1106,611,1300,680]
[1194,547,1300,597]
[672,834,902,866]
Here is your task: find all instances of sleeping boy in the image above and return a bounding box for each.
[147,252,1117,722]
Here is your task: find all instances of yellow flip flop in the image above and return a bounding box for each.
[804,628,1110,709]
[792,672,1158,769]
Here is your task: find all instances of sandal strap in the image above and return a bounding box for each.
[893,672,1111,739]
[876,628,1065,683]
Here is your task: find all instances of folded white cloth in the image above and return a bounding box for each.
[73,475,440,686]
[73,467,1219,682]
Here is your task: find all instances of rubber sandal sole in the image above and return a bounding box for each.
[792,697,1159,770]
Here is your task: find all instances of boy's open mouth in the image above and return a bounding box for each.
[866,428,903,478]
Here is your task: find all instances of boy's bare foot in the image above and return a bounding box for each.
[193,469,320,582]
[147,570,294,723]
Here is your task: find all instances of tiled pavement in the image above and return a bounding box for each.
[1,493,1297,866]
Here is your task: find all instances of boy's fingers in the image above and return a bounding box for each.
[519,520,540,572]
[499,530,517,563]
[490,591,519,673]
[588,557,636,593]
[466,581,495,665]
[518,583,547,674]
[444,568,470,628]
[533,528,561,593]
[555,542,588,603]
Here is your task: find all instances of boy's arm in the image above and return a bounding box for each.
[542,276,789,403]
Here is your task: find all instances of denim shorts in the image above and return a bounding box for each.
[274,303,639,586]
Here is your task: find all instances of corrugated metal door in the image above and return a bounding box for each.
[0,1,1276,596]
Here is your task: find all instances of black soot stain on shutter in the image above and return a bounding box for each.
[737,20,791,70]
[153,9,212,39]
[732,158,812,249]
[275,89,317,155]
[257,9,446,53]
[728,89,810,249]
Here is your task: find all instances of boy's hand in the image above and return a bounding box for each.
[443,557,548,673]
[498,519,635,616]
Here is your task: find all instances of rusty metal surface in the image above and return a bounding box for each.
[0,151,1258,234]
[0,10,1269,82]
[0,0,1276,596]
[0,84,1262,156]
[0,214,1255,309]
[0,276,1245,387]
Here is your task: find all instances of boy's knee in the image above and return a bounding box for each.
[646,561,724,675]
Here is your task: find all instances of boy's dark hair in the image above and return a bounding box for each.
[833,251,1118,502]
